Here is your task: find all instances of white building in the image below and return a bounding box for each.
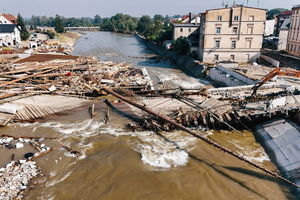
[0,24,21,47]
[264,19,276,36]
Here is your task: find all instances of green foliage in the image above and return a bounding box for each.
[54,15,64,33]
[137,16,154,39]
[94,15,101,25]
[156,24,173,44]
[173,37,190,55]
[100,13,138,33]
[267,8,289,20]
[27,15,101,27]
[17,13,30,41]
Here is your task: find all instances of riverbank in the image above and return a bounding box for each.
[56,32,82,48]
[134,34,206,77]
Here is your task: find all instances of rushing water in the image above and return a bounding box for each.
[19,31,293,199]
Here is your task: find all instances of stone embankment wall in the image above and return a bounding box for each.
[135,34,205,77]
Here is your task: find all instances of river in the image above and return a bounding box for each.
[21,31,292,200]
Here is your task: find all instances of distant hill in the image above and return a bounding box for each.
[267,8,289,19]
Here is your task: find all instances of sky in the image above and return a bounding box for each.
[1,0,299,18]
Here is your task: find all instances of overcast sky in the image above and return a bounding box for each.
[1,0,299,18]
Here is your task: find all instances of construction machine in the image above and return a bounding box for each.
[251,67,300,96]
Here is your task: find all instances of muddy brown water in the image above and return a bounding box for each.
[3,31,294,199]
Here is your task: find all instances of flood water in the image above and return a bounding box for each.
[16,31,293,199]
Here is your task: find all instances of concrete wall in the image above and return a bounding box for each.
[278,29,289,51]
[209,65,256,87]
[135,34,205,77]
[203,51,260,63]
[260,55,280,67]
[199,6,266,63]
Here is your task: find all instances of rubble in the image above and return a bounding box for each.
[0,160,38,200]
[0,56,153,126]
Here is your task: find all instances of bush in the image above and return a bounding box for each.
[173,37,190,55]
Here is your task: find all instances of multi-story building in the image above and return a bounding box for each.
[287,5,300,57]
[198,5,266,63]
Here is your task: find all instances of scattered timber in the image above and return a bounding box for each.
[96,86,300,190]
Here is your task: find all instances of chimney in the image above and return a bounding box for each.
[189,12,192,23]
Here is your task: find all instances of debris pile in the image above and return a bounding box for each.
[0,160,38,200]
[0,135,56,200]
[0,56,152,101]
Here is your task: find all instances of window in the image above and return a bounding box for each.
[246,54,250,61]
[247,25,254,34]
[234,16,239,21]
[188,28,191,32]
[214,54,219,61]
[217,16,222,21]
[233,27,238,34]
[215,40,220,48]
[216,27,221,34]
[246,39,252,48]
[230,55,235,60]
[231,40,236,49]
[249,16,254,21]
[180,28,183,32]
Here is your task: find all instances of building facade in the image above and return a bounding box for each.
[0,24,21,47]
[287,5,300,57]
[198,6,266,63]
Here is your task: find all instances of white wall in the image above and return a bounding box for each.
[0,16,13,24]
[0,27,21,47]
[264,20,276,36]
[278,29,289,51]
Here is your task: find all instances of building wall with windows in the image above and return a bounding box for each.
[198,6,266,63]
[173,24,199,41]
[287,5,300,57]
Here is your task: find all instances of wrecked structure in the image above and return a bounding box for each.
[0,48,300,199]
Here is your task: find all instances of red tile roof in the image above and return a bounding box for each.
[1,14,17,24]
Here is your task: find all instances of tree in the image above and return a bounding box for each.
[17,13,30,41]
[54,15,64,33]
[137,15,154,39]
[173,37,190,55]
[94,15,101,26]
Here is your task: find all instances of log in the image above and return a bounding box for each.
[92,85,300,190]
[0,67,60,88]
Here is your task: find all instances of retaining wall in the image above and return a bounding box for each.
[135,34,205,77]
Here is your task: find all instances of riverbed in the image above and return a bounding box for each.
[19,31,293,199]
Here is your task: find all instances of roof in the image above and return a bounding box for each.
[293,4,300,9]
[280,18,291,30]
[279,11,292,16]
[206,5,267,12]
[1,14,17,24]
[0,24,17,33]
[173,23,199,27]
